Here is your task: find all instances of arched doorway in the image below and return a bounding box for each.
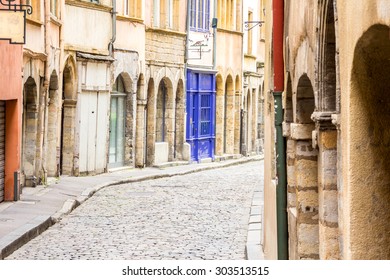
[47,71,59,176]
[155,78,174,163]
[348,24,390,259]
[60,62,77,175]
[109,75,127,168]
[22,77,38,187]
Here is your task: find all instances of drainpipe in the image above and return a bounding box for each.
[273,0,288,260]
[108,0,117,56]
[41,0,52,184]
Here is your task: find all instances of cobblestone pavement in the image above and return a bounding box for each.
[7,161,264,260]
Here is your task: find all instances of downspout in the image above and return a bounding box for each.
[41,0,52,184]
[108,0,117,56]
[272,0,288,260]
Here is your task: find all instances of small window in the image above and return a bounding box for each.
[190,0,210,31]
[50,0,59,17]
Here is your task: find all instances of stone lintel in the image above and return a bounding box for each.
[290,123,314,140]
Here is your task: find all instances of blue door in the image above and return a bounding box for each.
[186,70,216,162]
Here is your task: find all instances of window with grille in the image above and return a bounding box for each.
[190,0,210,31]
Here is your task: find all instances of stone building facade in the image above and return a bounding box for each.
[215,0,243,157]
[263,0,390,260]
[242,0,265,156]
[143,0,187,166]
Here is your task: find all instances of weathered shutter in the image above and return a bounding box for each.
[0,101,5,202]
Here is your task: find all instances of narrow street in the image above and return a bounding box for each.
[6,161,264,260]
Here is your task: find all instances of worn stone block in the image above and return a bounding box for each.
[297,223,319,256]
[319,130,337,150]
[319,225,340,259]
[290,123,315,140]
[288,207,298,259]
[319,190,338,224]
[295,159,318,188]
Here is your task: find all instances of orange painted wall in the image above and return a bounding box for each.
[0,41,23,201]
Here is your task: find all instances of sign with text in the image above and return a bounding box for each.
[0,10,25,44]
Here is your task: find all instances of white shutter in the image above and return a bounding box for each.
[0,101,5,202]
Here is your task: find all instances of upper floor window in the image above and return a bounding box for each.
[153,0,179,30]
[24,0,41,22]
[50,0,59,17]
[217,0,241,31]
[123,0,142,18]
[190,0,210,31]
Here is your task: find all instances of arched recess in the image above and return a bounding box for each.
[135,74,146,167]
[234,75,241,154]
[47,71,59,177]
[348,24,390,259]
[22,77,38,187]
[155,77,174,162]
[316,0,340,260]
[215,74,224,156]
[109,74,133,168]
[60,60,77,175]
[318,0,336,111]
[224,74,234,154]
[295,74,319,259]
[174,79,185,160]
[146,78,155,166]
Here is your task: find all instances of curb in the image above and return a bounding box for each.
[0,155,263,259]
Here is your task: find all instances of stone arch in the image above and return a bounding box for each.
[108,74,133,168]
[224,74,234,154]
[174,79,185,160]
[215,73,224,156]
[155,77,174,162]
[47,71,60,176]
[60,59,77,175]
[22,77,39,187]
[318,0,336,111]
[146,78,155,166]
[348,24,390,259]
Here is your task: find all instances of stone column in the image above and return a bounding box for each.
[234,91,241,154]
[313,112,340,259]
[61,99,77,175]
[290,122,319,259]
[135,99,147,167]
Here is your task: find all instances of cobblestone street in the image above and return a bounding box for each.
[6,161,264,260]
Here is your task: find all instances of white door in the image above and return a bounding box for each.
[79,92,109,173]
[0,101,5,202]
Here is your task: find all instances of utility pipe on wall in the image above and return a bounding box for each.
[272,0,288,260]
[109,0,117,56]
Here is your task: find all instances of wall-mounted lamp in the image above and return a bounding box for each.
[244,21,265,31]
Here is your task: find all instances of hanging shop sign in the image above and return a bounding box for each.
[0,0,32,44]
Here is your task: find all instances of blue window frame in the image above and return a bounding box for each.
[190,0,210,31]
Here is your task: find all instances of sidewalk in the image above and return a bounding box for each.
[0,155,263,260]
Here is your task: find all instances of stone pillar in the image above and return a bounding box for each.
[225,91,235,154]
[135,99,147,167]
[290,122,319,259]
[61,99,77,175]
[313,112,340,259]
[234,91,241,154]
[215,93,224,156]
